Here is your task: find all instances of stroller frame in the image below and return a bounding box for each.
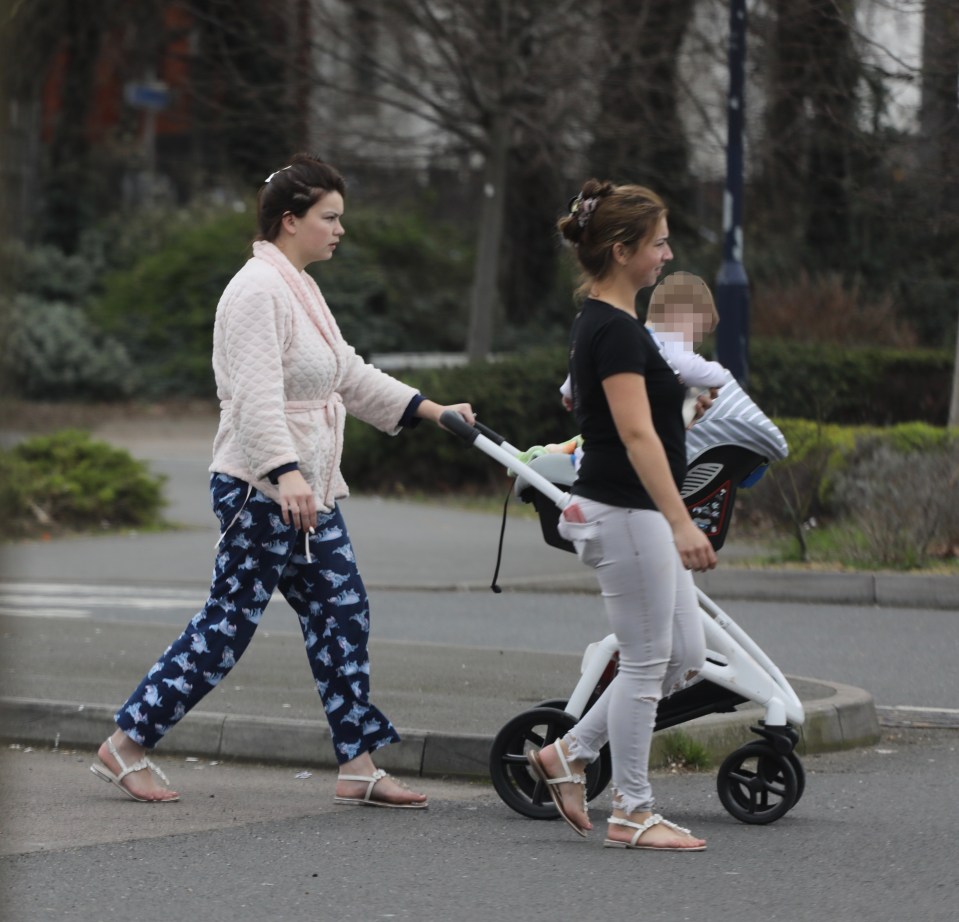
[441,411,806,825]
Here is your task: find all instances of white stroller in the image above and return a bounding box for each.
[440,381,805,825]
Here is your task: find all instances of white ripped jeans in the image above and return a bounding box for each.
[557,497,706,815]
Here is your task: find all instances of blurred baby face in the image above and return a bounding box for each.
[647,273,717,347]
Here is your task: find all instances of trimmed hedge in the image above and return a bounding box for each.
[749,340,953,426]
[341,343,955,494]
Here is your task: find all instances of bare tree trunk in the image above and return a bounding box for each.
[501,141,560,327]
[801,0,859,270]
[466,112,509,362]
[41,0,106,252]
[758,0,860,266]
[951,308,959,427]
[758,0,808,219]
[588,0,695,220]
[920,0,959,424]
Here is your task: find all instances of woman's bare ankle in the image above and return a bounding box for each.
[95,731,178,800]
[101,731,143,765]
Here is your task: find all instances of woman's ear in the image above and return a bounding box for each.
[281,211,297,234]
[612,242,631,266]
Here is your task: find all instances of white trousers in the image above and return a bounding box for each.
[558,498,706,815]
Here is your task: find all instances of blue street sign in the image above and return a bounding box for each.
[124,81,171,111]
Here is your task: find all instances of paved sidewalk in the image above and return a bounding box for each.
[1,410,953,779]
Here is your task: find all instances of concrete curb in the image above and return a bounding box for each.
[0,678,880,778]
[692,569,959,611]
[360,571,959,610]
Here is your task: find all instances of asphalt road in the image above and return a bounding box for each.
[2,728,957,921]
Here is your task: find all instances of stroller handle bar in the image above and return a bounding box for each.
[441,411,508,447]
[440,410,571,510]
[474,420,508,446]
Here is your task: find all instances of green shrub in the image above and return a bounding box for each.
[749,340,952,425]
[2,295,138,400]
[312,208,472,357]
[830,435,959,568]
[91,209,254,397]
[0,238,105,304]
[3,430,167,537]
[736,419,851,560]
[737,421,959,565]
[0,450,33,535]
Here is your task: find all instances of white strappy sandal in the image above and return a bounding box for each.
[526,746,590,837]
[90,738,179,803]
[604,814,706,851]
[333,768,428,809]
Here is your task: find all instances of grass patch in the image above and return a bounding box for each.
[658,732,712,772]
[769,523,959,574]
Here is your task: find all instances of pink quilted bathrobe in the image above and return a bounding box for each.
[209,240,418,511]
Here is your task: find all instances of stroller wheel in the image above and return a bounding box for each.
[716,742,800,825]
[786,751,806,804]
[535,697,572,710]
[489,706,612,820]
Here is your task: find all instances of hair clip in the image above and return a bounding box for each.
[264,165,292,183]
[569,194,598,229]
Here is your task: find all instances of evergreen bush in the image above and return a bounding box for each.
[2,430,167,537]
[312,207,472,357]
[830,436,959,568]
[735,420,959,565]
[90,209,254,397]
[3,295,138,400]
[748,340,952,425]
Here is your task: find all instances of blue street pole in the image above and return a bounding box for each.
[715,0,749,386]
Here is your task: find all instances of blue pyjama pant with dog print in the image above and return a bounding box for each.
[115,473,401,763]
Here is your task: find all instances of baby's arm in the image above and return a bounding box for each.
[666,346,731,388]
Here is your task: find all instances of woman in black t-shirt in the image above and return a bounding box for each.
[525,180,717,852]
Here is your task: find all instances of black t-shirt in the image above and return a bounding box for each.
[568,298,687,509]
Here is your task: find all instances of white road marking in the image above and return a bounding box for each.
[0,582,201,618]
[0,607,90,619]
